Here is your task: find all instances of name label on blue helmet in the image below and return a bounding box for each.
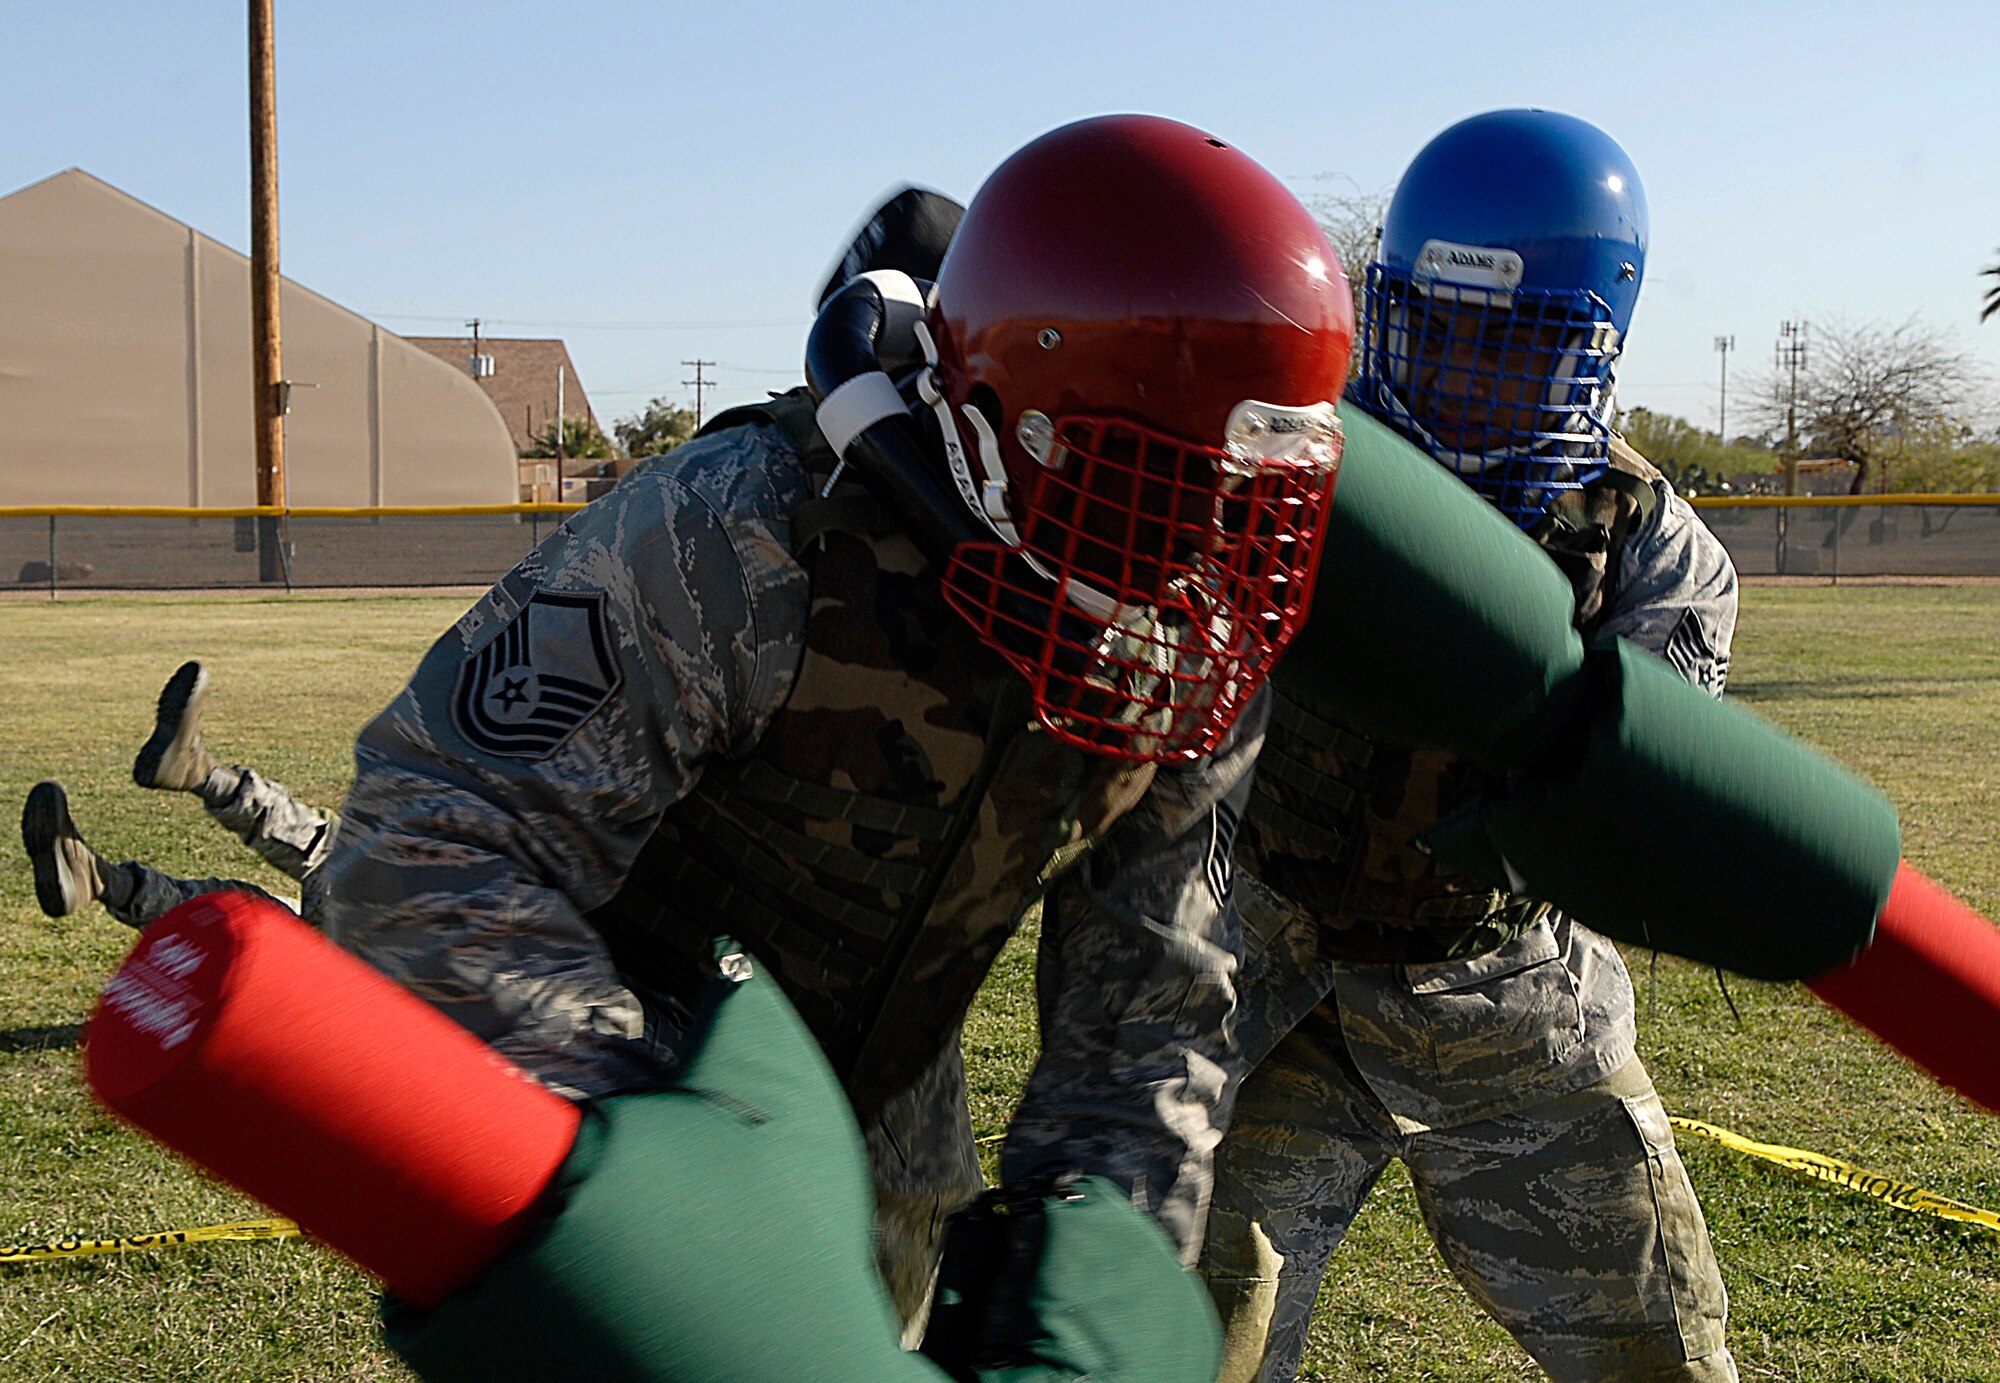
[1413,239,1524,297]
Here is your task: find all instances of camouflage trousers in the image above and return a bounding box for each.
[107,767,340,928]
[1201,1000,1737,1382]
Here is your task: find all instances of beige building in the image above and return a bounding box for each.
[0,169,518,507]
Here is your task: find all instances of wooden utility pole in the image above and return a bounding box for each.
[1773,320,1809,574]
[682,359,716,427]
[1713,335,1735,444]
[250,0,287,582]
[1776,321,1808,494]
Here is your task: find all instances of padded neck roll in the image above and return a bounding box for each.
[1809,864,2000,1114]
[85,891,580,1307]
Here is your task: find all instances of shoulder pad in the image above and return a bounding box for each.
[1594,435,1662,521]
[1605,434,1665,487]
[699,386,823,454]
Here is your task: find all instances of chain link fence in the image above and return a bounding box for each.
[1691,497,2000,580]
[4,498,2000,595]
[0,508,579,593]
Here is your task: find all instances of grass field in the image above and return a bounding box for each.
[2,585,1997,1381]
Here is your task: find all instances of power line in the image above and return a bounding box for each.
[367,313,798,331]
[598,361,798,396]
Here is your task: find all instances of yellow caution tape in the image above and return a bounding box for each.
[1671,1117,2000,1232]
[983,1117,1999,1235]
[0,1217,299,1265]
[9,1116,1992,1266]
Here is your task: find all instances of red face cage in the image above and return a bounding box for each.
[942,413,1340,763]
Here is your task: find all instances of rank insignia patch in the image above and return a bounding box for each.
[1207,799,1240,906]
[1662,608,1729,697]
[452,589,622,759]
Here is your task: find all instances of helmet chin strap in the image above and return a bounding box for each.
[914,318,1020,544]
[914,319,1125,625]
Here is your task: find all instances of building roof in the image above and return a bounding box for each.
[404,335,599,455]
[0,168,517,506]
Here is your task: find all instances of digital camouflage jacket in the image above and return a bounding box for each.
[318,406,1261,1254]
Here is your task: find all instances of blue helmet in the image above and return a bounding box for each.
[1354,109,1648,527]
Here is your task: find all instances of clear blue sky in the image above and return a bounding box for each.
[8,0,1998,435]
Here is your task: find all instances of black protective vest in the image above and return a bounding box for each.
[587,392,1154,1111]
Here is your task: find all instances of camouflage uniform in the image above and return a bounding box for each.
[1203,441,1745,1382]
[317,403,1256,1325]
[101,767,339,928]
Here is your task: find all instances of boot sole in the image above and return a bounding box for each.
[21,781,80,917]
[133,660,210,790]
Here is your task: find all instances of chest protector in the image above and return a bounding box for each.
[1241,441,1659,964]
[588,392,1154,1113]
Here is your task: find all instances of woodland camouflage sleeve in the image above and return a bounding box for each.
[317,426,809,1099]
[1000,691,1269,1263]
[1597,480,1740,697]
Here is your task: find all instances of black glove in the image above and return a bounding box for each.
[919,1172,1223,1383]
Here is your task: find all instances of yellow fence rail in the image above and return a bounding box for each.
[1,495,1997,521]
[0,504,586,519]
[1691,493,2000,510]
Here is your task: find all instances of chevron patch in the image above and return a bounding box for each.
[1207,800,1241,906]
[451,589,622,759]
[1662,608,1729,696]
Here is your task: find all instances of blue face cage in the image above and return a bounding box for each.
[1354,262,1623,529]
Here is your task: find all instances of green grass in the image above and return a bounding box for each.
[0,594,463,1382]
[2,587,1998,1381]
[1296,586,2000,1382]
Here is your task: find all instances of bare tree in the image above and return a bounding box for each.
[1300,177,1393,366]
[1303,177,1392,284]
[1748,316,1985,494]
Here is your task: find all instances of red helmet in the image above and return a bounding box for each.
[920,114,1355,761]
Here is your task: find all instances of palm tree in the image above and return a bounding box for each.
[527,415,616,461]
[1983,251,2000,324]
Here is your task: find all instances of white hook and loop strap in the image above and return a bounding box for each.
[815,373,908,457]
